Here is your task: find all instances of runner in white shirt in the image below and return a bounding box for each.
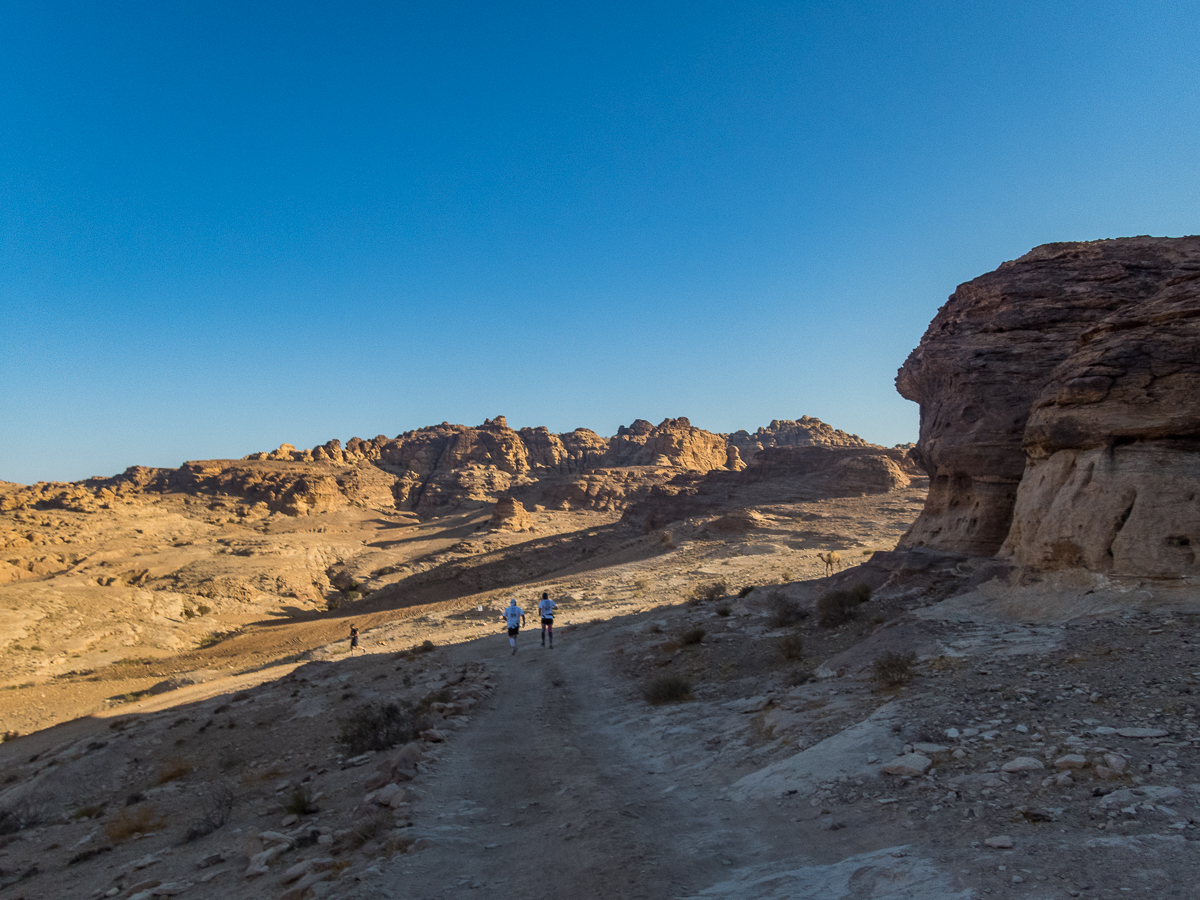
[501,598,525,655]
[537,591,558,648]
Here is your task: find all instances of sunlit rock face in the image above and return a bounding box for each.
[897,236,1200,573]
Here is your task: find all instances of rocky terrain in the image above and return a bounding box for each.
[2,235,1199,899]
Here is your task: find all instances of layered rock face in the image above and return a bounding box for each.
[898,236,1200,575]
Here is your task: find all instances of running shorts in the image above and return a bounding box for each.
[507,626,520,636]
[541,617,554,626]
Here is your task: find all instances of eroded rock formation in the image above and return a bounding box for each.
[897,236,1200,575]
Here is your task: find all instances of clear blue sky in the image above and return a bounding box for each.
[2,1,1198,484]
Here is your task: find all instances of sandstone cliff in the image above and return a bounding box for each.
[897,236,1200,576]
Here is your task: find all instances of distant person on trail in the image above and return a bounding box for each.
[538,591,558,648]
[349,624,359,654]
[501,599,525,655]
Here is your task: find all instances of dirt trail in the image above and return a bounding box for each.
[369,627,770,900]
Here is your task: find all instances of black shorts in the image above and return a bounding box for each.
[507,626,520,636]
[541,617,554,626]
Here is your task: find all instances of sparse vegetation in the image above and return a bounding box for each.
[418,687,453,708]
[335,809,392,854]
[336,702,426,755]
[184,780,237,842]
[633,577,649,592]
[737,585,754,598]
[642,674,693,704]
[282,784,315,816]
[766,592,807,628]
[197,630,238,649]
[157,755,193,784]
[70,804,105,820]
[872,650,918,686]
[776,632,805,662]
[687,579,729,604]
[715,605,731,617]
[679,626,706,645]
[104,805,165,843]
[417,639,436,653]
[816,584,871,628]
[659,531,675,548]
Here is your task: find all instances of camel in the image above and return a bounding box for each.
[817,550,841,576]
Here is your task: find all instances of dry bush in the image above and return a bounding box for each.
[715,605,731,617]
[184,780,237,842]
[104,805,165,843]
[659,531,675,548]
[872,650,918,686]
[679,626,706,645]
[816,590,858,628]
[687,580,728,604]
[849,583,872,604]
[766,592,807,628]
[737,585,754,598]
[776,632,805,662]
[337,702,426,755]
[335,810,392,854]
[417,639,436,653]
[157,756,193,784]
[642,674,693,704]
[282,784,315,816]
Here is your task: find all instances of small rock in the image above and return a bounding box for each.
[984,836,1015,849]
[1001,757,1045,773]
[281,813,299,827]
[1104,753,1128,774]
[912,743,951,758]
[882,754,933,777]
[945,728,960,739]
[1054,754,1089,770]
[1117,727,1169,738]
[196,853,224,869]
[1015,724,1028,734]
[421,729,447,743]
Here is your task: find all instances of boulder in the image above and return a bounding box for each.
[487,497,534,532]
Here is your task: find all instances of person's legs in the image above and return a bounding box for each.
[547,621,553,647]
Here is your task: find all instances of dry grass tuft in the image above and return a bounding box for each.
[104,805,165,843]
[642,674,693,704]
[157,756,193,784]
[766,592,807,628]
[679,626,706,645]
[776,632,805,662]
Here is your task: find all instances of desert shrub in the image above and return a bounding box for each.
[785,667,813,687]
[659,531,675,548]
[679,626,706,646]
[687,580,728,604]
[816,590,858,628]
[737,585,754,598]
[196,604,212,616]
[104,805,165,843]
[417,640,436,653]
[642,674,693,704]
[184,781,237,842]
[872,650,918,686]
[849,583,872,604]
[715,605,731,617]
[157,756,193,784]
[776,632,805,662]
[326,596,343,611]
[633,577,649,592]
[766,592,807,628]
[282,784,314,816]
[780,570,793,582]
[182,607,195,619]
[335,810,392,854]
[197,631,237,649]
[336,702,426,755]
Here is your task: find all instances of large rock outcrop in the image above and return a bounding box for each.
[728,416,875,463]
[897,236,1200,575]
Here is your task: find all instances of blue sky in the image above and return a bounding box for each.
[2,1,1198,484]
